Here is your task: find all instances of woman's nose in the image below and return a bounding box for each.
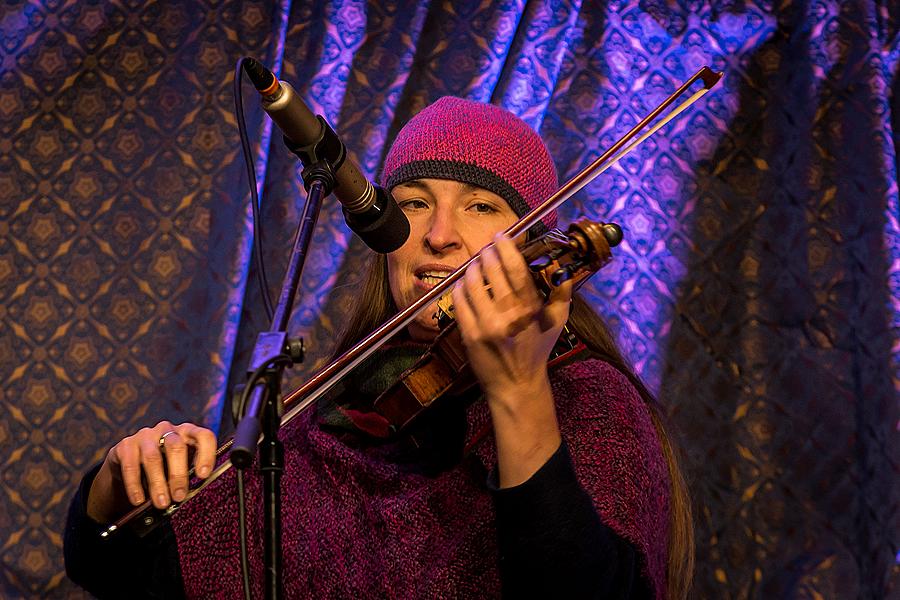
[423,206,461,252]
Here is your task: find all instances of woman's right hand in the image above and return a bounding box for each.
[86,420,217,524]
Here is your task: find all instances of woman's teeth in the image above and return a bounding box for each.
[419,272,449,285]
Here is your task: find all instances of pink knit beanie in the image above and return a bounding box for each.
[381,97,558,231]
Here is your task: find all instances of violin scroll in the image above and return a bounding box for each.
[522,218,621,293]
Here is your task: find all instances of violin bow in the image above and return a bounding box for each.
[102,65,722,539]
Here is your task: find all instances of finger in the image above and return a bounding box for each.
[160,430,189,503]
[112,439,145,506]
[541,279,574,332]
[177,424,217,479]
[493,234,540,305]
[479,242,514,306]
[463,259,494,313]
[139,434,171,509]
[451,280,478,341]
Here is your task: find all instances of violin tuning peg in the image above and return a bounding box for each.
[602,223,623,247]
[529,255,552,270]
[551,268,571,287]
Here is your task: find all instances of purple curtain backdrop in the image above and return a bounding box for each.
[0,0,897,597]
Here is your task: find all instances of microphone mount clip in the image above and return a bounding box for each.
[283,115,345,195]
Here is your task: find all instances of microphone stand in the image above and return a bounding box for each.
[230,156,337,600]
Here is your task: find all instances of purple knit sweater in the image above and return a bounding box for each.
[171,359,669,598]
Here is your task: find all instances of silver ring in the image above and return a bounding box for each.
[158,430,177,448]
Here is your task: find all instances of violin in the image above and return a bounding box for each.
[100,66,721,540]
[372,219,623,434]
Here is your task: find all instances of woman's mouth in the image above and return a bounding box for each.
[419,271,449,285]
[415,267,455,289]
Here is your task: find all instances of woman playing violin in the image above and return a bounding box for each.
[65,97,693,599]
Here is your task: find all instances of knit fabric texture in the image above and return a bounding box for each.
[171,358,669,598]
[381,97,559,232]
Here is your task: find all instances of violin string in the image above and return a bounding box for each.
[101,68,720,537]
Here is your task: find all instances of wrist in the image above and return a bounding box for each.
[86,461,128,524]
[485,375,562,488]
[482,370,553,416]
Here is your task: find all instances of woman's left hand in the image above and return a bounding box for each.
[451,233,573,487]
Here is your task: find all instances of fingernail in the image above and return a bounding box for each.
[173,489,185,502]
[157,494,168,507]
[197,465,209,478]
[130,493,143,505]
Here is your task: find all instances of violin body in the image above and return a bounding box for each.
[372,326,472,433]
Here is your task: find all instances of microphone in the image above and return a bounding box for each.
[242,57,409,253]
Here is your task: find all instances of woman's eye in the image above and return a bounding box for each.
[399,198,428,210]
[470,202,496,213]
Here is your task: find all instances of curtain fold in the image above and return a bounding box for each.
[0,1,897,597]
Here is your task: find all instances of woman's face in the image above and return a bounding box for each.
[387,178,519,341]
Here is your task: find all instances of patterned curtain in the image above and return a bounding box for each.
[1,0,897,597]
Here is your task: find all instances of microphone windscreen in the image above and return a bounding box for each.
[342,186,410,253]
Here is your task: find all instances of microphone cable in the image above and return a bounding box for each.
[233,57,275,322]
[234,352,294,600]
[233,55,291,600]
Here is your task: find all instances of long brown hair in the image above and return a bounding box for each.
[333,253,694,599]
[567,295,695,600]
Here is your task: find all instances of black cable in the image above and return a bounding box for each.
[233,57,275,322]
[236,469,252,600]
[233,56,303,595]
[235,354,293,421]
[235,352,293,599]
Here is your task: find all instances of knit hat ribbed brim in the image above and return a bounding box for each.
[381,97,558,232]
